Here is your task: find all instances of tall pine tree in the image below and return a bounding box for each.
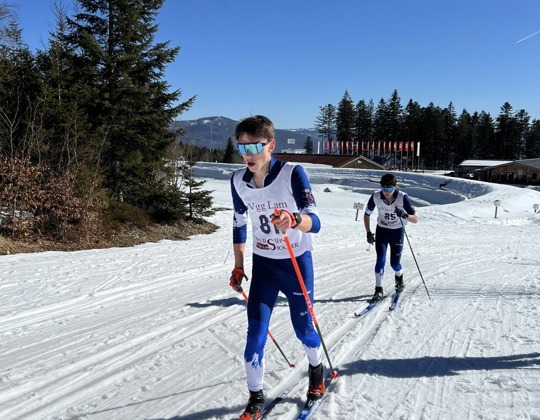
[315,104,337,143]
[336,90,355,146]
[64,0,195,206]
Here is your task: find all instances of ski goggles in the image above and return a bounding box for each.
[237,142,268,155]
[381,186,395,193]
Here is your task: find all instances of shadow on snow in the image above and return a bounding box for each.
[341,352,540,378]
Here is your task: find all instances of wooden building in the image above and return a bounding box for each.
[273,154,384,170]
[487,158,540,185]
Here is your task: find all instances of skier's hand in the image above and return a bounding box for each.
[366,232,375,244]
[229,267,248,293]
[395,208,408,219]
[271,209,301,232]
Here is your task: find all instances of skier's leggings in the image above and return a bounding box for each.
[374,226,404,285]
[244,251,321,390]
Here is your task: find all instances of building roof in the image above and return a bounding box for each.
[515,158,540,170]
[273,153,384,169]
[458,160,512,168]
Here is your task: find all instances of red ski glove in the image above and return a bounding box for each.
[230,267,248,293]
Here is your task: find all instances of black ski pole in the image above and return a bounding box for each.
[400,217,432,300]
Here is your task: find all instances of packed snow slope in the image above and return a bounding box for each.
[1,163,539,420]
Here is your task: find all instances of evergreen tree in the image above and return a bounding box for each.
[514,109,530,160]
[64,0,195,207]
[402,99,423,143]
[223,137,239,163]
[372,98,387,141]
[336,90,355,147]
[525,119,540,158]
[181,161,215,222]
[421,103,445,169]
[304,136,313,154]
[0,22,42,159]
[0,2,16,43]
[372,90,403,145]
[315,104,337,143]
[495,102,520,160]
[354,99,374,142]
[455,110,474,165]
[441,102,457,168]
[476,111,496,159]
[385,89,403,141]
[36,4,100,174]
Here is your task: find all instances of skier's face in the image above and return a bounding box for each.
[237,134,275,174]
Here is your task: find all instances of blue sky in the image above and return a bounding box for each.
[14,0,540,129]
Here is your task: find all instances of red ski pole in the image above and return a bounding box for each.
[273,209,339,379]
[241,291,295,368]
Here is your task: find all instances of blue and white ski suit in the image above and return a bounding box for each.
[365,189,416,287]
[231,158,322,392]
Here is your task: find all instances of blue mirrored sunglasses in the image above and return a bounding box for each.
[381,186,395,192]
[237,142,268,155]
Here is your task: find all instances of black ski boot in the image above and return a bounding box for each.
[239,390,264,420]
[395,274,405,293]
[307,363,325,401]
[370,286,384,303]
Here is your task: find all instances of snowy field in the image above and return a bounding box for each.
[1,162,539,420]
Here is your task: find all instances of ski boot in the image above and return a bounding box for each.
[307,363,325,401]
[239,390,264,420]
[370,286,384,303]
[395,274,405,293]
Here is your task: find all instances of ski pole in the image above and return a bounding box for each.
[241,291,296,368]
[400,218,431,300]
[273,209,339,379]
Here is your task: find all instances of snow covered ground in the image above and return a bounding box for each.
[1,162,539,420]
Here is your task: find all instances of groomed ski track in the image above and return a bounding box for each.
[1,171,539,419]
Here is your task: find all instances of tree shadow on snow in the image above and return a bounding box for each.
[341,352,540,378]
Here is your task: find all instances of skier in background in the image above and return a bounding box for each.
[364,173,419,302]
[228,115,324,420]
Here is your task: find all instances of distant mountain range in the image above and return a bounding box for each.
[171,116,322,152]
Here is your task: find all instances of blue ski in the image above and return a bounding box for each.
[296,373,338,420]
[389,293,401,311]
[354,298,384,317]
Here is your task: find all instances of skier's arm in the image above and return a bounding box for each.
[363,213,371,233]
[364,196,376,243]
[230,176,248,267]
[230,176,248,292]
[233,243,246,269]
[364,195,375,233]
[290,165,320,233]
[402,194,419,224]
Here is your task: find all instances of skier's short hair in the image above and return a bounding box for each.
[234,115,275,141]
[380,173,397,187]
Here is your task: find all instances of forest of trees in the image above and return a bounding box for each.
[3,1,539,247]
[315,90,540,170]
[0,0,214,245]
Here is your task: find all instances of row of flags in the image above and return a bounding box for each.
[324,140,417,155]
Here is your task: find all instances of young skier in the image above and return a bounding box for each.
[364,173,419,302]
[229,115,324,420]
